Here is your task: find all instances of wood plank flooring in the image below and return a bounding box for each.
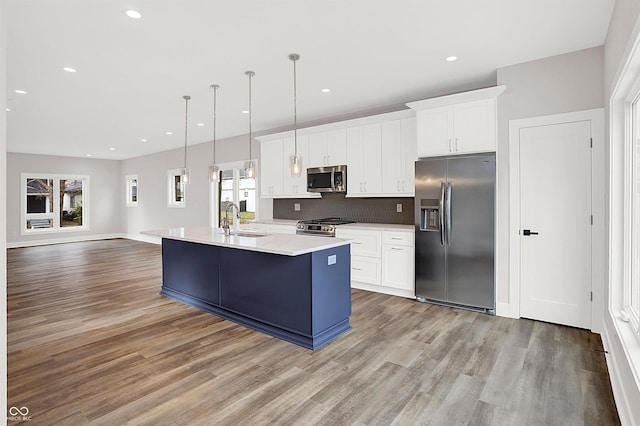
[7,239,620,425]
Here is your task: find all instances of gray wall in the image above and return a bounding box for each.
[1,0,8,410]
[495,46,604,306]
[5,153,122,245]
[121,133,271,237]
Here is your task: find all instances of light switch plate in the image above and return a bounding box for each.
[294,203,301,211]
[397,203,402,213]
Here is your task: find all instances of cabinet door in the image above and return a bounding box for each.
[381,120,403,194]
[453,98,496,153]
[335,228,381,257]
[401,117,417,195]
[362,124,382,194]
[382,245,415,291]
[326,129,347,166]
[308,132,328,167]
[346,127,364,195]
[416,106,453,157]
[260,139,283,197]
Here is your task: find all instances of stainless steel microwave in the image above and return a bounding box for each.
[307,165,347,193]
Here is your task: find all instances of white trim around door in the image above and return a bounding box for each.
[508,108,605,333]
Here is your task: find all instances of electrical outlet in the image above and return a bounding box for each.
[294,203,301,211]
[396,203,402,213]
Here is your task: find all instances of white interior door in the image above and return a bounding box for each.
[518,120,592,329]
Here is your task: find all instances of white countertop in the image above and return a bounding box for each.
[141,227,351,256]
[339,223,414,232]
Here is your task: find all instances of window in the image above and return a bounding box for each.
[211,161,257,228]
[126,174,138,207]
[21,173,89,233]
[627,97,640,333]
[168,169,186,208]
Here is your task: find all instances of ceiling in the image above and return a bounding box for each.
[6,0,615,160]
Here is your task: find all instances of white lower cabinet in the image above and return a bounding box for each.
[336,227,415,298]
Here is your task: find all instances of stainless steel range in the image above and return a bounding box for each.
[296,217,355,237]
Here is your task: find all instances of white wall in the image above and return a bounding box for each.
[1,0,8,415]
[121,133,271,239]
[5,153,122,246]
[495,47,604,310]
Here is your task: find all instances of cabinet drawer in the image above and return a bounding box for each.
[351,256,381,285]
[335,229,381,257]
[248,223,267,232]
[266,224,296,234]
[382,231,414,247]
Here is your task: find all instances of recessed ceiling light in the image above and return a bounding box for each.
[241,110,249,114]
[321,88,331,93]
[86,154,92,157]
[5,108,10,112]
[109,147,116,151]
[14,89,27,94]
[63,67,77,73]
[141,138,148,142]
[125,10,142,19]
[196,122,204,126]
[446,56,458,62]
[166,131,173,135]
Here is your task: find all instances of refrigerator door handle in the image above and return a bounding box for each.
[439,182,445,245]
[446,182,452,245]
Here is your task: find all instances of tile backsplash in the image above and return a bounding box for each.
[273,194,414,224]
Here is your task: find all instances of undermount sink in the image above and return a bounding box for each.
[227,230,269,238]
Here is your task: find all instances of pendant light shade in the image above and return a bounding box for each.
[181,95,191,184]
[288,53,302,177]
[209,84,220,182]
[244,71,256,179]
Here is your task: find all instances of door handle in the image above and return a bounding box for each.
[522,229,539,236]
[445,182,452,245]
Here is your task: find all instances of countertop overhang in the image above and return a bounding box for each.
[142,226,351,256]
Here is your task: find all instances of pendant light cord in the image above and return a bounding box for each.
[211,85,218,164]
[248,72,253,161]
[293,56,298,156]
[183,95,190,170]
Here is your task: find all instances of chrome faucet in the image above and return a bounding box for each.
[223,203,241,236]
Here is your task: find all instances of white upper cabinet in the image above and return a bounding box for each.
[407,86,505,158]
[260,139,284,197]
[309,129,347,167]
[381,117,417,196]
[347,124,382,196]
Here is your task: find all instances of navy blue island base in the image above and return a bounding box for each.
[160,238,352,350]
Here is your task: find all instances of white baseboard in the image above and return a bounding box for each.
[602,311,640,426]
[6,233,125,248]
[351,281,415,299]
[496,301,518,318]
[124,233,161,245]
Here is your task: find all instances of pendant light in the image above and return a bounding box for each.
[181,95,191,184]
[209,84,220,182]
[244,70,256,179]
[288,53,302,177]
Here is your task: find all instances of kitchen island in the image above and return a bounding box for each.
[143,227,352,350]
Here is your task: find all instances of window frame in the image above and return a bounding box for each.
[126,174,139,207]
[624,92,640,335]
[210,160,258,228]
[21,172,90,235]
[167,169,186,208]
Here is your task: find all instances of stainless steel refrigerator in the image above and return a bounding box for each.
[415,154,495,313]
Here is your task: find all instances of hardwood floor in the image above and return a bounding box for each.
[7,239,620,425]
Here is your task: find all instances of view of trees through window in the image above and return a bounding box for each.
[24,176,86,231]
[217,168,256,228]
